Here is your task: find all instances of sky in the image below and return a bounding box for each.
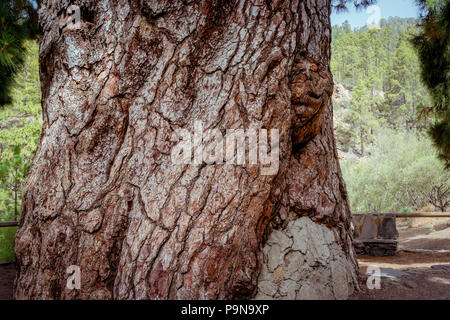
[331,0,421,28]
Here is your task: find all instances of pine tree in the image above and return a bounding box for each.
[0,0,38,106]
[0,144,30,221]
[385,34,428,130]
[9,40,40,115]
[0,39,41,224]
[412,0,450,166]
[349,80,378,155]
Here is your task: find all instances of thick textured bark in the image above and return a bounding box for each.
[14,0,358,300]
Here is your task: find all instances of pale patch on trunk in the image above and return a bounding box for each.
[255,216,358,300]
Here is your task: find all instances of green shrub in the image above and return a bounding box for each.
[0,227,17,262]
[341,128,449,213]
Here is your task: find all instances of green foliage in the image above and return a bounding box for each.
[0,226,17,262]
[0,144,32,218]
[332,17,419,89]
[332,18,430,131]
[412,0,450,166]
[332,18,433,158]
[332,18,449,213]
[9,40,41,116]
[349,80,379,154]
[341,129,450,212]
[384,34,430,130]
[0,0,39,106]
[0,39,40,262]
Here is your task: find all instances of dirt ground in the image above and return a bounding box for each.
[350,252,450,300]
[1,218,449,300]
[351,218,450,300]
[397,217,450,251]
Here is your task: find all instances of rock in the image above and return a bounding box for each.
[279,280,297,299]
[378,216,399,240]
[353,241,366,255]
[255,216,358,300]
[378,268,409,279]
[258,281,278,297]
[330,259,351,300]
[359,216,378,240]
[283,251,305,280]
[273,267,284,285]
[354,240,397,256]
[403,280,419,289]
[290,224,308,254]
[267,230,292,251]
[354,214,399,241]
[405,269,422,275]
[296,283,321,300]
[352,214,399,256]
[371,243,397,257]
[430,264,450,272]
[267,244,283,272]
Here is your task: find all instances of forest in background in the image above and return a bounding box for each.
[0,17,448,262]
[0,41,40,261]
[331,17,449,214]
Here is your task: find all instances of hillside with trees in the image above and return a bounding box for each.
[331,17,449,214]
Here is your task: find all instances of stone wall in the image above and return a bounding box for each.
[255,217,358,300]
[352,214,398,256]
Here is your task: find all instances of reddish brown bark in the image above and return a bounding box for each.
[14,0,358,300]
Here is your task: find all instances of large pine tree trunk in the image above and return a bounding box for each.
[14,0,358,300]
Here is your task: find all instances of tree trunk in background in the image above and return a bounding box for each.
[14,187,18,222]
[14,0,358,300]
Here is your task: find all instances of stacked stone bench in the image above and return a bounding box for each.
[352,213,398,256]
